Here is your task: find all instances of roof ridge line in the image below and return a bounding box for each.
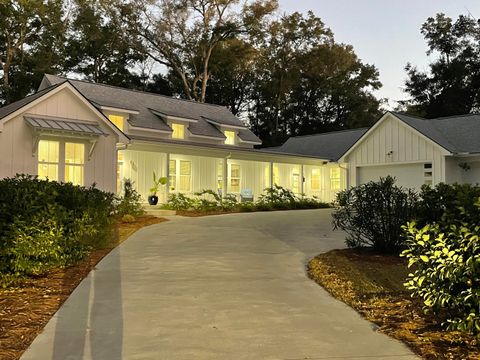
[432,113,480,120]
[47,74,231,110]
[287,127,369,140]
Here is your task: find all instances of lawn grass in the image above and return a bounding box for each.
[307,249,479,360]
[0,215,167,360]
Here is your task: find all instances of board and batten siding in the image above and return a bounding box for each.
[0,87,119,193]
[344,113,449,188]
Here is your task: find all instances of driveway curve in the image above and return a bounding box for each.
[22,209,417,360]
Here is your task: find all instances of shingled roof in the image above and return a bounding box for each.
[266,128,368,161]
[40,74,261,144]
[391,112,480,154]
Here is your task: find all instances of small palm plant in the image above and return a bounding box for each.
[148,171,168,205]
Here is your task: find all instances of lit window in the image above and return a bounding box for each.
[217,162,223,191]
[169,159,176,191]
[330,167,341,190]
[117,152,124,194]
[230,164,241,192]
[292,168,300,194]
[65,143,85,186]
[311,168,321,190]
[172,123,185,139]
[179,160,191,192]
[272,165,280,186]
[224,130,235,145]
[169,159,191,192]
[38,140,59,181]
[108,114,124,132]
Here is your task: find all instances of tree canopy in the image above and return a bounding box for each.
[403,13,480,118]
[0,0,382,146]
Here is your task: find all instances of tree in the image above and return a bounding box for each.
[403,13,480,118]
[0,0,66,104]
[137,0,277,102]
[65,0,146,87]
[248,12,381,146]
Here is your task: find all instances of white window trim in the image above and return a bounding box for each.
[229,163,241,193]
[169,159,192,192]
[37,137,86,185]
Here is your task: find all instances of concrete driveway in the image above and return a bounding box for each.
[22,209,417,360]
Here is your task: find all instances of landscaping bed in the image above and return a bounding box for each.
[308,249,479,360]
[0,215,166,360]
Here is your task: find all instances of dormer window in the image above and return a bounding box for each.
[224,130,236,145]
[108,114,125,132]
[172,123,185,139]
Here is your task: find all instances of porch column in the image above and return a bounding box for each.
[269,162,274,188]
[165,153,170,200]
[300,164,304,195]
[222,157,228,198]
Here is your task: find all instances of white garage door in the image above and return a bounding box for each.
[357,163,426,190]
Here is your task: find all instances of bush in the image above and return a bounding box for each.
[116,179,144,217]
[0,175,116,286]
[163,186,329,213]
[332,176,419,253]
[402,214,480,335]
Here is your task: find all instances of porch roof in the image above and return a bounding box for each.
[127,135,330,164]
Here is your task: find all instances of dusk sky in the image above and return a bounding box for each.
[278,0,480,108]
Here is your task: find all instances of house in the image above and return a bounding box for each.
[272,112,480,189]
[0,74,344,203]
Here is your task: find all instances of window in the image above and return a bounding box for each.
[330,167,341,190]
[272,165,280,186]
[230,164,241,193]
[224,130,236,145]
[169,159,192,192]
[38,140,59,181]
[217,162,223,191]
[424,163,433,185]
[292,168,300,194]
[117,152,124,194]
[311,168,321,191]
[172,123,185,139]
[169,159,176,191]
[65,143,85,186]
[179,160,191,192]
[108,114,124,132]
[37,140,85,186]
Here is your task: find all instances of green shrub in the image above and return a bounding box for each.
[257,185,297,209]
[164,193,195,210]
[418,183,480,226]
[332,176,419,253]
[116,179,144,217]
[402,215,480,335]
[0,175,116,286]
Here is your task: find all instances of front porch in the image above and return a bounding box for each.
[117,141,345,204]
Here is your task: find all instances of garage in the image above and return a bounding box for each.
[357,163,429,190]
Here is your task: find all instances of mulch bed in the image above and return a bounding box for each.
[0,216,167,360]
[307,249,479,360]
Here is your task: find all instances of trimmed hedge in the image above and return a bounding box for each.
[0,175,116,286]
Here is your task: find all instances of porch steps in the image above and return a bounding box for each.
[143,206,176,218]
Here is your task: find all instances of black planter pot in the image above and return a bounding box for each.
[148,195,158,206]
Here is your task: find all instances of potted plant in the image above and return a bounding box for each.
[148,171,168,205]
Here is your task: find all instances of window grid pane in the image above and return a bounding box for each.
[311,168,321,190]
[65,143,85,165]
[224,131,235,145]
[230,164,240,193]
[330,168,341,190]
[65,165,84,186]
[38,140,59,181]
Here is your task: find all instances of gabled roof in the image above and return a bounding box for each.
[0,83,62,120]
[266,128,368,161]
[392,112,480,154]
[41,74,261,143]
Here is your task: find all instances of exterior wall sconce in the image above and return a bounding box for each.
[386,150,393,157]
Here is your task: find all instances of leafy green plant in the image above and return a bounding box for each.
[149,171,167,196]
[164,193,195,210]
[116,179,144,216]
[332,176,419,253]
[0,175,116,287]
[402,216,480,336]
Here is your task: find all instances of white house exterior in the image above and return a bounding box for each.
[1,76,478,203]
[274,112,480,190]
[0,74,343,203]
